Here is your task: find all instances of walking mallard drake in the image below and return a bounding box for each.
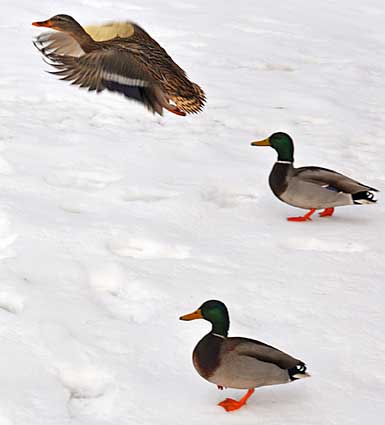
[251,132,378,221]
[180,300,309,412]
[32,14,206,116]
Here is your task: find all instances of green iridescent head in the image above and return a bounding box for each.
[251,132,294,162]
[180,300,230,337]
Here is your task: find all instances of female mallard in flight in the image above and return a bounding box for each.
[251,132,378,221]
[180,300,309,412]
[32,15,206,116]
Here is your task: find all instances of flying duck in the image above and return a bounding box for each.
[32,15,206,116]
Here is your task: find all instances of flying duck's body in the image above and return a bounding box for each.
[32,14,206,116]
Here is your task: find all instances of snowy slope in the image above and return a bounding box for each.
[1,0,385,424]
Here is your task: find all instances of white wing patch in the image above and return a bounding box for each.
[102,72,149,87]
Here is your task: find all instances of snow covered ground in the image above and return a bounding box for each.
[1,0,385,424]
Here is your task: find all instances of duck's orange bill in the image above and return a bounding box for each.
[179,309,203,321]
[251,138,270,146]
[32,20,53,28]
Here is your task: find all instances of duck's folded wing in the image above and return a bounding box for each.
[34,32,84,57]
[229,337,303,369]
[36,48,167,115]
[295,166,378,194]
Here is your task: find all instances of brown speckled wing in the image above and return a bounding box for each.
[128,24,206,113]
[130,24,188,78]
[33,22,205,114]
[34,42,168,115]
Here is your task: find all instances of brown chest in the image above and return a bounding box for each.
[269,162,291,197]
[192,334,223,380]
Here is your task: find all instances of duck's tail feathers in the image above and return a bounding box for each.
[352,190,378,205]
[173,83,206,114]
[288,363,311,381]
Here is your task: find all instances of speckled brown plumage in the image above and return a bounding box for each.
[32,15,206,116]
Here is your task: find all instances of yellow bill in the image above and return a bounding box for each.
[179,309,203,321]
[251,138,271,146]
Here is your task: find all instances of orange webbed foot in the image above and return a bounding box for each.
[218,398,244,412]
[287,208,316,222]
[319,208,334,217]
[287,216,312,222]
[218,389,254,412]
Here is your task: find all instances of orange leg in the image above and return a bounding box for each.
[319,208,334,217]
[166,104,186,116]
[218,388,255,412]
[287,208,316,222]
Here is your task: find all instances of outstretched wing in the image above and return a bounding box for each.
[34,32,84,57]
[34,38,168,115]
[295,166,378,194]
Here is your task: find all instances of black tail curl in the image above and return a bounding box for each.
[288,363,308,381]
[352,191,378,204]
